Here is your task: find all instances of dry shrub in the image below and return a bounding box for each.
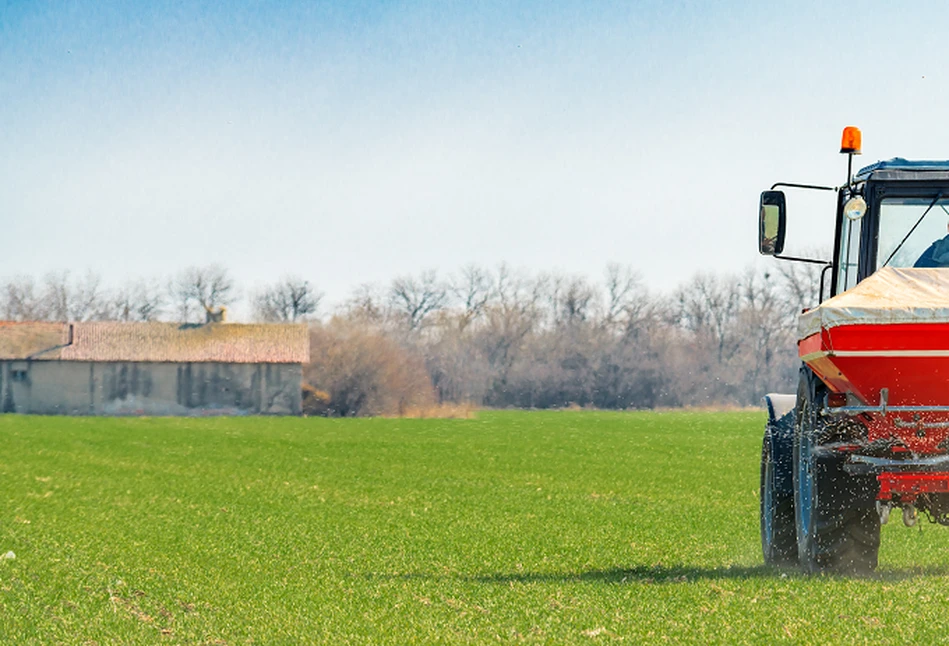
[398,402,478,419]
[653,404,762,413]
[301,384,331,416]
[306,319,435,416]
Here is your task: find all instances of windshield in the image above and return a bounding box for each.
[877,196,949,270]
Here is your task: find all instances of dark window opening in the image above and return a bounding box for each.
[11,370,28,382]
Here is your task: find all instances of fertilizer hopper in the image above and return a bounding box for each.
[758,128,949,573]
[800,267,949,426]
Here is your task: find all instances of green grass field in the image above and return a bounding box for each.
[2,411,949,644]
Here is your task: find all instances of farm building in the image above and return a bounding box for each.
[0,321,308,416]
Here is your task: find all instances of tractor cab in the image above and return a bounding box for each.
[759,127,949,302]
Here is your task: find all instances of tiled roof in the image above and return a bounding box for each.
[0,322,68,360]
[0,321,309,364]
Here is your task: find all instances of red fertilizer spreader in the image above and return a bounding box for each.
[799,268,949,507]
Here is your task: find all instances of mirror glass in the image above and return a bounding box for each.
[758,191,786,255]
[760,205,781,253]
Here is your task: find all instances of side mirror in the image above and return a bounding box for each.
[759,191,786,255]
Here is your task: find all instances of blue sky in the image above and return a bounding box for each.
[3,0,948,309]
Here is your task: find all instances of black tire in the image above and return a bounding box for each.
[793,368,880,574]
[761,424,796,565]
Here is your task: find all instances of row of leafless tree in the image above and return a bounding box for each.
[1,260,825,413]
[0,266,320,324]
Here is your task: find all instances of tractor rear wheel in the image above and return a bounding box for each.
[793,368,880,574]
[761,425,796,565]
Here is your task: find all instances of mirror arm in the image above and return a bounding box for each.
[770,182,837,192]
[773,255,832,266]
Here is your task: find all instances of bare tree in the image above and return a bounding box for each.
[253,277,322,322]
[559,276,597,326]
[477,265,542,399]
[602,263,647,331]
[735,267,797,403]
[37,271,108,321]
[111,278,166,321]
[170,264,236,322]
[168,278,194,323]
[69,271,106,321]
[777,250,831,314]
[1,275,48,321]
[534,272,598,328]
[449,264,493,331]
[341,283,391,327]
[389,270,448,331]
[675,272,742,364]
[42,271,70,321]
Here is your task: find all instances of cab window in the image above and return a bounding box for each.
[877,197,949,269]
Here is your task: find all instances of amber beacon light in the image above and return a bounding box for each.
[840,126,862,155]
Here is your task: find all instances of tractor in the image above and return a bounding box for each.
[759,126,949,573]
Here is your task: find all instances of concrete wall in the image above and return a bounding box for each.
[0,361,302,416]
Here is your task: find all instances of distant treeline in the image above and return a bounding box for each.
[1,261,824,414]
